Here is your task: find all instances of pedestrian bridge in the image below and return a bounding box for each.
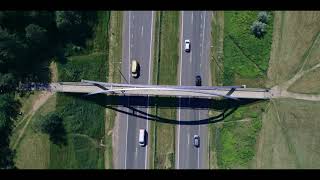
[47,79,272,100]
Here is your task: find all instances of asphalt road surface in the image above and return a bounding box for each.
[116,11,154,169]
[176,11,212,169]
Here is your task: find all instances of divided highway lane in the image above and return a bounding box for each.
[116,11,154,169]
[176,11,212,169]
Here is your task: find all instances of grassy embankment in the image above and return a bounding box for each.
[209,11,274,169]
[104,11,123,169]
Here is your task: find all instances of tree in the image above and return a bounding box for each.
[251,21,267,38]
[25,24,48,47]
[33,112,62,135]
[32,112,66,145]
[0,94,20,118]
[258,11,268,24]
[55,11,82,31]
[0,27,26,71]
[0,111,8,131]
[0,73,16,93]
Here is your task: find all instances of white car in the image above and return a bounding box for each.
[139,129,146,146]
[184,39,190,52]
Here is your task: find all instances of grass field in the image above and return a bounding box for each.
[253,99,320,168]
[223,11,274,87]
[216,101,267,168]
[267,11,320,87]
[150,11,179,169]
[287,68,320,94]
[251,11,320,168]
[13,94,56,169]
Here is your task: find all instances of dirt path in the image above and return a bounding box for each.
[12,91,53,149]
[12,61,58,149]
[271,62,320,101]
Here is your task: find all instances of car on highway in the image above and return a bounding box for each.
[184,39,190,52]
[193,135,200,148]
[131,60,140,78]
[139,129,147,147]
[195,75,201,86]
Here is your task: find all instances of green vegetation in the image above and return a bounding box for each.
[7,11,111,169]
[50,54,106,169]
[208,11,274,169]
[210,11,224,86]
[32,112,65,146]
[223,11,274,87]
[151,11,179,169]
[51,12,110,169]
[216,102,267,168]
[13,95,56,169]
[0,11,105,168]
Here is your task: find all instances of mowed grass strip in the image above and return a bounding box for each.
[51,53,108,169]
[152,11,179,169]
[104,11,123,169]
[149,11,160,169]
[223,11,274,87]
[208,11,224,169]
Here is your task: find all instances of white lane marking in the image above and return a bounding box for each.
[187,133,190,145]
[198,11,207,169]
[177,11,184,169]
[201,12,206,65]
[191,12,193,25]
[189,42,192,64]
[135,146,138,161]
[125,11,131,169]
[141,26,144,37]
[145,11,154,170]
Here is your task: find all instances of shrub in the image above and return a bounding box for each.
[33,112,62,135]
[250,21,267,38]
[257,11,268,24]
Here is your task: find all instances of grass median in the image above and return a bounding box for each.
[149,11,179,169]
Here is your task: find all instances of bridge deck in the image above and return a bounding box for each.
[49,82,271,99]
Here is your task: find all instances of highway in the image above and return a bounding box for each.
[116,11,154,169]
[176,11,212,169]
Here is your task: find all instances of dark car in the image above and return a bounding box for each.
[193,135,200,147]
[195,75,201,86]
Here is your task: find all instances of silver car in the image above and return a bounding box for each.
[193,135,200,147]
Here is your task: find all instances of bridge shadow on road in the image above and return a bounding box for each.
[63,93,265,125]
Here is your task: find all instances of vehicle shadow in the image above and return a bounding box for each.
[61,93,265,125]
